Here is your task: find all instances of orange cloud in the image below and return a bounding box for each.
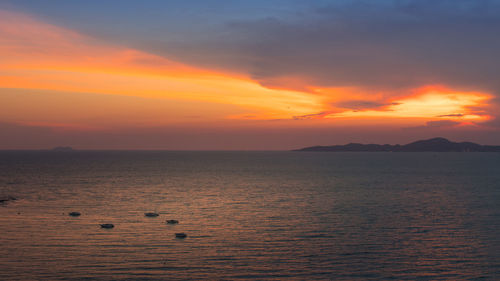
[0,10,494,131]
[326,86,492,124]
[0,10,325,125]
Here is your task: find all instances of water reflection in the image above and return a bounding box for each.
[0,151,499,280]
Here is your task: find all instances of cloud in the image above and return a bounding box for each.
[401,120,471,135]
[292,112,328,120]
[334,100,392,110]
[140,0,500,96]
[0,10,327,122]
[423,120,461,128]
[437,114,464,118]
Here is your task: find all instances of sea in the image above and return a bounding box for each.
[0,151,499,280]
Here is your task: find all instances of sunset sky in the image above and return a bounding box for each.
[1,0,500,149]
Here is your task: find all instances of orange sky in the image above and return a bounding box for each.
[0,9,496,148]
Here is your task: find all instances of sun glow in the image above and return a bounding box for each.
[326,86,491,122]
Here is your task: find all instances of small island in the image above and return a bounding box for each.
[294,137,500,152]
[51,146,75,152]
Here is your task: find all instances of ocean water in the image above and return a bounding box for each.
[0,151,499,280]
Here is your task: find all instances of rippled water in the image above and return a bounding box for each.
[0,151,499,280]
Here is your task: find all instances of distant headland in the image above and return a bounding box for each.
[51,146,75,152]
[294,137,500,152]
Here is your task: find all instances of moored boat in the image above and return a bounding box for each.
[100,223,114,229]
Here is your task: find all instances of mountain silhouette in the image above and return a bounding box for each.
[295,137,500,152]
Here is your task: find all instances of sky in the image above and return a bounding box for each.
[1,0,500,150]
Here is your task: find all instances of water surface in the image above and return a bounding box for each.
[0,151,499,280]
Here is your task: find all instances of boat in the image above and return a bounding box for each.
[100,224,114,229]
[0,196,16,203]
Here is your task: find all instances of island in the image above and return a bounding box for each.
[51,146,75,152]
[294,137,500,152]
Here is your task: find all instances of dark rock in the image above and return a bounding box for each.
[69,212,81,217]
[145,212,159,217]
[166,220,179,224]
